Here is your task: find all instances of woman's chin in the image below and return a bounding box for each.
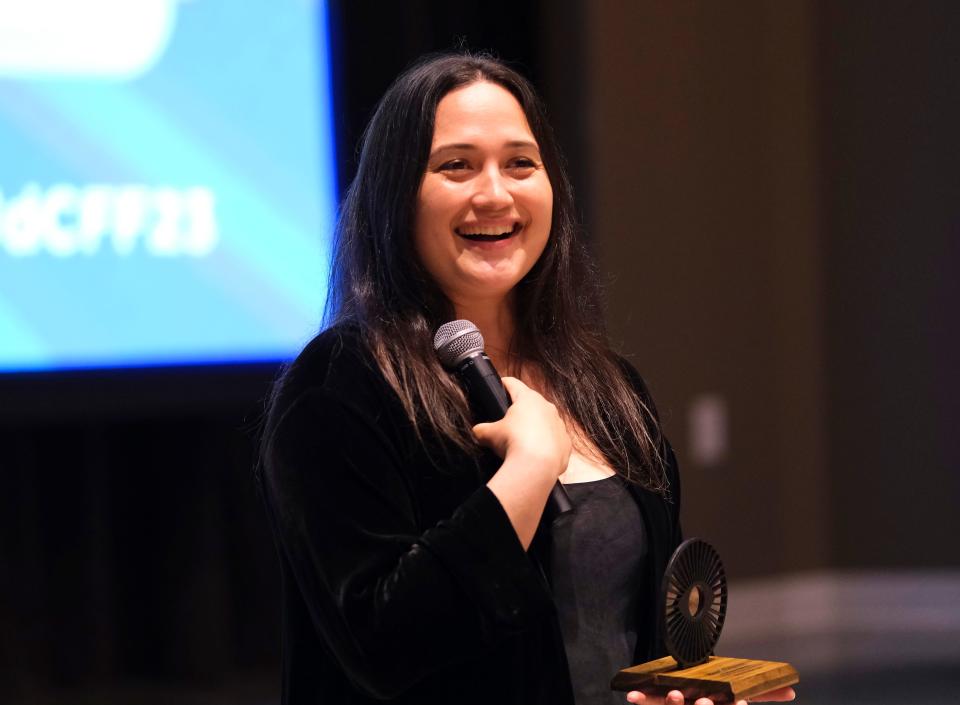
[445,275,521,306]
[467,268,528,294]
[465,253,529,280]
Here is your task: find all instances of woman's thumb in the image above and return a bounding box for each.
[472,422,492,442]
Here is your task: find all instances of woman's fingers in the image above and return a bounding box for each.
[472,374,570,475]
[499,375,530,396]
[624,686,796,705]
[471,378,532,443]
[746,686,796,702]
[624,690,686,704]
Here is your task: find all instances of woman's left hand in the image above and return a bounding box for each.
[626,686,796,705]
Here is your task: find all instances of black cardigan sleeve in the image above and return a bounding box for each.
[261,385,555,700]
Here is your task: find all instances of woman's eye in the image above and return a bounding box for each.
[509,158,537,171]
[439,159,469,171]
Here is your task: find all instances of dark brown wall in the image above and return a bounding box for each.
[578,0,960,575]
[818,1,960,568]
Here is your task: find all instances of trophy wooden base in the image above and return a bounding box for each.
[611,655,799,704]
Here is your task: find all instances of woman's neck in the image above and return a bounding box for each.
[451,297,518,377]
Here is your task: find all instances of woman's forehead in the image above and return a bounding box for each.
[432,82,536,145]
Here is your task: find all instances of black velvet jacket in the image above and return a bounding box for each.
[260,325,683,705]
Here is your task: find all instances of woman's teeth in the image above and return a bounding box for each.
[457,224,519,241]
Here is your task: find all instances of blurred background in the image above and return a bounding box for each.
[1,1,958,703]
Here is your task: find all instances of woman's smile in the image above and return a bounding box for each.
[455,221,523,246]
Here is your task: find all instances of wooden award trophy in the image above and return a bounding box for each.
[611,539,799,704]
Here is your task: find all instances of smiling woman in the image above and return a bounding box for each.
[258,52,794,705]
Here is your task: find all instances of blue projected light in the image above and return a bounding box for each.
[0,0,336,372]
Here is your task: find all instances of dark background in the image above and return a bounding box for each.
[2,1,958,702]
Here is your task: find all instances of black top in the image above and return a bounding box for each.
[259,324,683,705]
[550,476,647,705]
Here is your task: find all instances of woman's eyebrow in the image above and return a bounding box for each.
[430,140,541,155]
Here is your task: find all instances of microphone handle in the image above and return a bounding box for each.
[458,354,572,519]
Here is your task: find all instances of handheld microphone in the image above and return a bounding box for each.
[433,319,572,519]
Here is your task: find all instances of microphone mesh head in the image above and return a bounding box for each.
[434,320,484,369]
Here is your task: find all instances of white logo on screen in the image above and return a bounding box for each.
[0,0,184,80]
[0,183,218,257]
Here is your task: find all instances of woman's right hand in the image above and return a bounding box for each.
[475,377,572,549]
[473,376,572,479]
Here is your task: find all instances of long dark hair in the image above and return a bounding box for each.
[326,52,666,492]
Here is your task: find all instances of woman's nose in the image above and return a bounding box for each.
[471,165,514,211]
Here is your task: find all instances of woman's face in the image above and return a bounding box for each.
[414,81,553,308]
